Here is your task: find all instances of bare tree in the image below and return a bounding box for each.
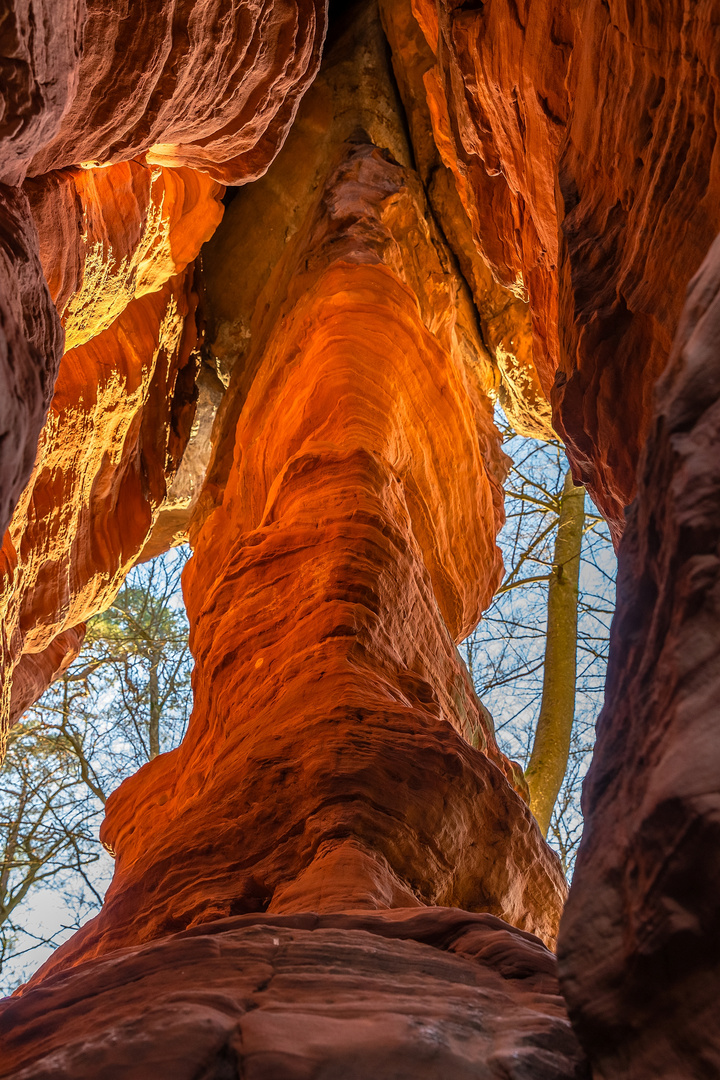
[525,469,586,836]
[0,548,192,991]
[463,423,615,872]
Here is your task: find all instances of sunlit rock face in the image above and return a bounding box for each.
[413,0,720,537]
[0,273,198,729]
[0,164,224,734]
[25,162,223,350]
[26,14,567,981]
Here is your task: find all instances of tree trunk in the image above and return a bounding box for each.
[148,652,160,760]
[525,468,585,837]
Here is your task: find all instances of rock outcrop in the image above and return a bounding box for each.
[0,273,198,729]
[0,0,337,732]
[0,910,588,1080]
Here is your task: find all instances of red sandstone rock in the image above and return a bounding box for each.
[0,910,588,1079]
[410,0,720,536]
[379,0,554,441]
[0,274,197,731]
[3,3,719,1076]
[25,0,327,186]
[0,162,224,728]
[558,234,720,1077]
[27,130,566,984]
[0,0,84,186]
[8,624,85,726]
[0,185,64,542]
[25,161,223,349]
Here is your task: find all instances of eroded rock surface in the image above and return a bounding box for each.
[1,2,718,1078]
[411,0,720,535]
[25,161,223,349]
[23,0,327,185]
[29,130,566,980]
[558,235,720,1078]
[0,161,224,731]
[0,910,588,1080]
[0,186,63,541]
[0,273,198,731]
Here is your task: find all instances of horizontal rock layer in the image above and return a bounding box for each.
[0,910,588,1080]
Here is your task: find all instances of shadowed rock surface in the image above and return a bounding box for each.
[559,233,720,1079]
[0,910,588,1080]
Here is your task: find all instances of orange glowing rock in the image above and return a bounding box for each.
[28,134,566,987]
[0,273,198,734]
[25,161,224,350]
[0,161,224,731]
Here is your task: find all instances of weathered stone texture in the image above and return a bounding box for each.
[0,911,588,1080]
[24,0,327,185]
[0,272,198,731]
[412,0,720,536]
[559,234,720,1078]
[27,125,565,981]
[1,2,719,1078]
[0,186,63,541]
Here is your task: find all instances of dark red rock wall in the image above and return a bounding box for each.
[0,0,84,187]
[558,235,720,1078]
[19,0,327,186]
[0,186,63,540]
[412,0,720,537]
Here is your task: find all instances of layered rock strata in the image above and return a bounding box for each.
[28,130,566,981]
[409,0,720,535]
[1,0,327,187]
[2,1,718,1077]
[0,910,588,1080]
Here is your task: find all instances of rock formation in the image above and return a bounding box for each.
[558,234,720,1077]
[12,5,566,983]
[408,0,720,537]
[0,0,719,1077]
[0,910,587,1080]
